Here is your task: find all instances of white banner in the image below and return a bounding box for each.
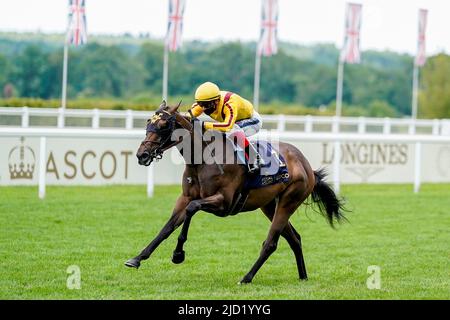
[1,136,450,185]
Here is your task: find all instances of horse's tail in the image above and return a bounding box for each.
[311,168,347,227]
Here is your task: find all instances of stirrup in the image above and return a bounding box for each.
[247,156,262,173]
[247,162,260,173]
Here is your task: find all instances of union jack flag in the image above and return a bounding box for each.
[166,0,186,52]
[415,9,428,67]
[67,0,87,46]
[340,3,362,64]
[257,0,278,57]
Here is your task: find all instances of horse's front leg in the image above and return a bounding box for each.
[172,193,225,264]
[125,195,190,269]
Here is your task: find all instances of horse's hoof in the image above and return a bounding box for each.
[239,277,252,285]
[300,277,308,281]
[172,250,185,264]
[124,258,141,269]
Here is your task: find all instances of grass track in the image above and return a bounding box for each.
[0,184,449,299]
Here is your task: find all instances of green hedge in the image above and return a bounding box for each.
[0,97,338,116]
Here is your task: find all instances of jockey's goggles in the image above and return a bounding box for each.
[197,100,217,111]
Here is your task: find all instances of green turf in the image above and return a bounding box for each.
[0,184,449,300]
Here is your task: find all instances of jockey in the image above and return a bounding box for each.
[187,81,263,173]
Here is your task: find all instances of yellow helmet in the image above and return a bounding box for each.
[195,82,220,102]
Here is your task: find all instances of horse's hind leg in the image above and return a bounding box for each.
[240,182,309,284]
[261,201,307,280]
[240,208,287,284]
[285,225,307,280]
[240,204,295,283]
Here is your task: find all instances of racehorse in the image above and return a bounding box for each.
[125,101,346,284]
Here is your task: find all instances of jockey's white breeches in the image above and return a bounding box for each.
[226,111,263,138]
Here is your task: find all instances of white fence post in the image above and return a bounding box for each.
[414,142,422,193]
[126,109,133,130]
[147,164,154,198]
[39,137,46,199]
[57,108,65,128]
[332,116,340,194]
[277,114,286,132]
[408,119,416,135]
[305,115,313,133]
[92,109,100,129]
[22,106,29,128]
[332,116,340,134]
[333,141,341,194]
[432,119,440,135]
[358,117,366,134]
[442,120,450,135]
[383,117,391,134]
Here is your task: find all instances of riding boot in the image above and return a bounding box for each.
[230,131,264,173]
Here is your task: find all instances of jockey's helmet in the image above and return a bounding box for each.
[195,82,220,102]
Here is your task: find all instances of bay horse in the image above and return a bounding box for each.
[125,101,346,284]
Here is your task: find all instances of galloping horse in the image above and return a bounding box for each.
[125,101,346,284]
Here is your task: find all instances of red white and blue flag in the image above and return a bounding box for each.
[67,0,87,46]
[166,0,186,52]
[415,9,428,67]
[340,3,362,64]
[257,0,279,57]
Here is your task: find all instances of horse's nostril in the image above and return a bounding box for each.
[139,151,150,161]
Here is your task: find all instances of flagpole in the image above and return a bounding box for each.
[335,59,344,118]
[162,44,169,101]
[411,64,419,119]
[333,58,344,194]
[61,36,69,110]
[253,50,262,112]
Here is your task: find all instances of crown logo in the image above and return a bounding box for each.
[8,137,36,180]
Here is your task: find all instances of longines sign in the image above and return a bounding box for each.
[1,136,449,185]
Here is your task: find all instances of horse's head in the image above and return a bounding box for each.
[136,100,182,166]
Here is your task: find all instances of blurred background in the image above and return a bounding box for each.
[0,0,448,118]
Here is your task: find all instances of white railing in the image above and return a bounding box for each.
[0,106,147,130]
[1,127,450,199]
[1,106,449,135]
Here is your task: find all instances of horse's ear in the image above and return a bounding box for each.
[158,100,167,111]
[169,100,182,114]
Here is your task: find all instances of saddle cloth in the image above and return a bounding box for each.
[226,141,290,215]
[243,141,290,190]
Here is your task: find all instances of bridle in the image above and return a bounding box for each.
[141,106,223,174]
[143,111,179,162]
[142,109,192,162]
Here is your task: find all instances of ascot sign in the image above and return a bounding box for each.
[45,149,133,180]
[1,137,145,185]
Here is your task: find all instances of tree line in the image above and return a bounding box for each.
[0,34,448,118]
